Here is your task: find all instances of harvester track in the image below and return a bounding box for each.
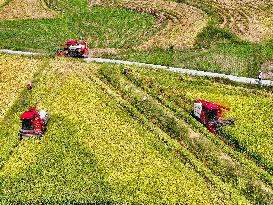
[194,0,273,42]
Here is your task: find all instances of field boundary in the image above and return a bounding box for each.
[1,49,272,86]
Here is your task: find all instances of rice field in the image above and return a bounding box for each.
[0,1,156,53]
[0,55,252,204]
[0,54,38,118]
[188,0,273,42]
[0,0,5,7]
[122,65,273,174]
[1,1,273,203]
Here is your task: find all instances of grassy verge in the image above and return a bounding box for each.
[104,31,273,79]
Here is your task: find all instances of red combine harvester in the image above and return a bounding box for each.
[18,107,49,140]
[191,99,235,134]
[56,39,89,58]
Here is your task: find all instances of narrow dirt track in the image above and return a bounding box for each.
[1,49,272,86]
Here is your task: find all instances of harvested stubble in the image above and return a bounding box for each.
[90,0,208,49]
[199,0,273,42]
[0,0,57,20]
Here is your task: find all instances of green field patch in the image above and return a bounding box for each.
[0,6,155,52]
[108,41,273,78]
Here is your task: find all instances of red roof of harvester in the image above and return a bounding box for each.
[65,39,78,46]
[20,108,39,120]
[195,99,230,111]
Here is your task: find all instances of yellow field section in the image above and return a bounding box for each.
[0,59,238,204]
[90,0,208,49]
[0,0,57,20]
[181,81,273,164]
[205,0,273,42]
[0,54,38,118]
[51,79,213,203]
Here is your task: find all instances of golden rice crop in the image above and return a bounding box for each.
[0,54,38,118]
[0,57,250,204]
[0,0,5,6]
[126,66,273,168]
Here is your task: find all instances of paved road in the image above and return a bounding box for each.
[1,49,273,87]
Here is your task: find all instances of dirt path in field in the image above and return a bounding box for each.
[1,49,273,86]
[200,0,273,42]
[0,0,57,20]
[90,0,208,50]
[262,60,273,79]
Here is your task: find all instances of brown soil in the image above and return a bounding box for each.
[263,71,273,80]
[89,48,124,56]
[0,0,57,20]
[261,61,273,80]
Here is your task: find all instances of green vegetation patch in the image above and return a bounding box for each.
[100,0,273,79]
[108,41,273,78]
[0,5,155,52]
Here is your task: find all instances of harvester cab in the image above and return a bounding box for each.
[56,39,89,58]
[19,107,49,140]
[191,99,234,134]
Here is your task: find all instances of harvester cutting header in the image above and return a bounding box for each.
[56,39,89,58]
[191,99,235,134]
